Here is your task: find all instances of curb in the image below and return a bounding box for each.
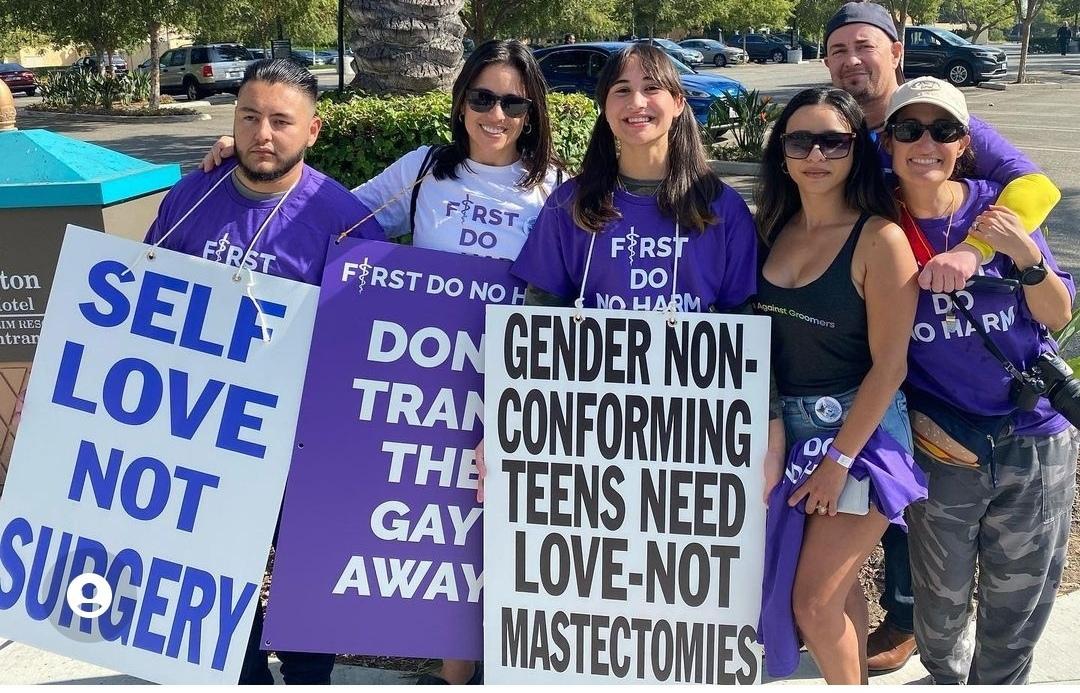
[21,108,211,122]
[976,82,1007,91]
[709,160,761,176]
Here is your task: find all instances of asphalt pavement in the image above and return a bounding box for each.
[3,590,1079,683]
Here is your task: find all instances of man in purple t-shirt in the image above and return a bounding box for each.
[145,59,380,685]
[822,1,1063,673]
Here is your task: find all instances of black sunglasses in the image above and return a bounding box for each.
[465,88,532,118]
[780,131,856,160]
[887,119,967,144]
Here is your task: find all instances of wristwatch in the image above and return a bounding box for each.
[1019,257,1048,286]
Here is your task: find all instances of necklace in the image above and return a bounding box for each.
[942,184,957,250]
[617,174,663,196]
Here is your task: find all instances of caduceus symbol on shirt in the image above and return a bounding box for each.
[459,194,473,223]
[215,233,231,262]
[356,256,372,294]
[626,226,639,265]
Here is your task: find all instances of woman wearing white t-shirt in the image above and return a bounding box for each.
[201,40,561,685]
[202,40,560,262]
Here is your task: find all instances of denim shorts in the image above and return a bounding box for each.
[779,386,914,455]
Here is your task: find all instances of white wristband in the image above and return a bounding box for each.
[825,445,854,469]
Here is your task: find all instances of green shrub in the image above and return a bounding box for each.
[707,90,783,162]
[309,90,598,188]
[38,70,156,111]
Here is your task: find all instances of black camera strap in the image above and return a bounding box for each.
[947,291,1030,384]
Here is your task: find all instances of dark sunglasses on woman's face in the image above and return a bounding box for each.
[780,131,856,160]
[887,119,967,144]
[465,88,532,118]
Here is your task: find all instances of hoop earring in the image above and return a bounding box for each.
[523,122,533,134]
[781,161,789,174]
[458,113,464,122]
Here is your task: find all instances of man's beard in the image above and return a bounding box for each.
[237,146,307,183]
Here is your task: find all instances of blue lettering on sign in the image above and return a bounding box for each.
[67,440,222,532]
[76,261,288,365]
[0,518,260,671]
[51,342,277,459]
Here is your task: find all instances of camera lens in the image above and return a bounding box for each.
[1046,376,1080,428]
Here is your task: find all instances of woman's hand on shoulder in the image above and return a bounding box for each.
[201,136,237,173]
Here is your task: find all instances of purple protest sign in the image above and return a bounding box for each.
[262,237,525,660]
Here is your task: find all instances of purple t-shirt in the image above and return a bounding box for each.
[758,427,926,678]
[877,114,1040,185]
[145,164,384,285]
[510,179,758,313]
[905,178,1075,436]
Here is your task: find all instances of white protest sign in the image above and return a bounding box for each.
[483,306,770,684]
[0,225,318,683]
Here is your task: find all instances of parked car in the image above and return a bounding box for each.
[247,48,270,60]
[288,50,328,66]
[797,38,823,60]
[533,42,746,125]
[0,63,38,96]
[732,33,790,63]
[154,44,254,101]
[633,37,704,66]
[70,55,128,75]
[678,38,748,67]
[903,26,1007,86]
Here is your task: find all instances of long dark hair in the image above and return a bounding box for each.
[572,43,720,233]
[754,87,896,245]
[433,39,556,189]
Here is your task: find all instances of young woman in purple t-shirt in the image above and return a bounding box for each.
[885,77,1078,685]
[506,42,786,496]
[753,87,924,683]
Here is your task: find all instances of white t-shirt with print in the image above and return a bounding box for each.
[352,145,558,261]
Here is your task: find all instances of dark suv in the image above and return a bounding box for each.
[733,34,790,63]
[903,26,1007,86]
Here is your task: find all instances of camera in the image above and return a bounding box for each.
[1011,352,1080,427]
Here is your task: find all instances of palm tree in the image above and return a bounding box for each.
[347,0,465,94]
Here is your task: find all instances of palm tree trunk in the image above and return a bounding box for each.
[347,0,465,94]
[149,21,162,110]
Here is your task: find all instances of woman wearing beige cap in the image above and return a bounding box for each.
[885,76,1078,684]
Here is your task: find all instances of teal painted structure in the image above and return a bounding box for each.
[0,129,180,208]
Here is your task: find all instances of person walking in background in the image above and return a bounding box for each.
[1058,22,1072,55]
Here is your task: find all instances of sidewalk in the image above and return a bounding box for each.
[3,590,1079,684]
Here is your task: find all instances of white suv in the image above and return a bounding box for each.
[157,44,254,101]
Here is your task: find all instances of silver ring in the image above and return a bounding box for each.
[817,506,827,515]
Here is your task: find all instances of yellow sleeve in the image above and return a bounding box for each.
[961,173,1061,262]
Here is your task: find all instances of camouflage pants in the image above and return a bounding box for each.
[907,427,1078,684]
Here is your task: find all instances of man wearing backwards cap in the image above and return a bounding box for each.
[822,0,1063,674]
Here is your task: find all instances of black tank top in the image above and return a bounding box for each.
[755,214,872,396]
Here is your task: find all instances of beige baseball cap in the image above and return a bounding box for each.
[885,76,970,126]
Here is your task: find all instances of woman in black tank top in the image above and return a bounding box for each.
[754,88,921,683]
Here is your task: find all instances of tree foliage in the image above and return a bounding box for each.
[942,0,1014,38]
[192,0,339,47]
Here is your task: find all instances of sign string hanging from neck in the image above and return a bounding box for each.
[336,169,436,244]
[573,222,683,326]
[128,162,299,343]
